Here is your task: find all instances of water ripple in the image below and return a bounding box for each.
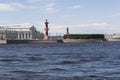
[0,42,120,79]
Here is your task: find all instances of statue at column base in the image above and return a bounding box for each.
[44,36,49,40]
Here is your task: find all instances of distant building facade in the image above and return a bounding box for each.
[0,25,44,40]
[104,34,120,41]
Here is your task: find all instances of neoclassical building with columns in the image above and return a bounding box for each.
[0,25,44,40]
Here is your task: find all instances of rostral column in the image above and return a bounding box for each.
[66,27,69,38]
[44,19,49,39]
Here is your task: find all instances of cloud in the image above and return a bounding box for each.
[44,3,59,13]
[49,24,67,35]
[41,22,111,35]
[0,3,14,11]
[107,13,120,18]
[4,21,112,35]
[77,22,110,28]
[20,22,33,27]
[18,21,118,35]
[27,0,56,3]
[34,21,67,35]
[62,14,77,18]
[70,5,82,9]
[0,2,27,11]
[70,22,111,34]
[11,2,26,9]
[73,5,81,9]
[27,0,41,3]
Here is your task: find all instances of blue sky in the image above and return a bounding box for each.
[0,0,120,35]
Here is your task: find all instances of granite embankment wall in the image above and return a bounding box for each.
[7,39,63,44]
[63,39,104,42]
[7,40,56,44]
[0,40,7,44]
[0,39,105,44]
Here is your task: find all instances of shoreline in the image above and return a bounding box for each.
[1,38,120,44]
[0,39,106,44]
[0,39,63,44]
[63,39,105,43]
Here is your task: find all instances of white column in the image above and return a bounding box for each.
[19,33,21,40]
[28,33,30,40]
[18,33,20,40]
[30,33,32,40]
[26,33,28,40]
[21,33,23,40]
[24,33,26,40]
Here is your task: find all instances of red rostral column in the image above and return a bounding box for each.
[66,27,69,38]
[44,19,49,39]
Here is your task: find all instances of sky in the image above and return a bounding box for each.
[0,0,120,35]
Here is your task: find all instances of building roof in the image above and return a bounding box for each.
[0,25,33,31]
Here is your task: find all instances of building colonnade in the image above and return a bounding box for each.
[17,32,32,40]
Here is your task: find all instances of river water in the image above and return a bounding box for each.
[0,42,120,80]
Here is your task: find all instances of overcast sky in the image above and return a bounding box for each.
[0,0,120,35]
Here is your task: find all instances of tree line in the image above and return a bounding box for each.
[64,34,105,39]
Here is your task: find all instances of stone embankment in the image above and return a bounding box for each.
[0,39,105,44]
[0,40,7,44]
[63,39,104,43]
[0,39,63,44]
